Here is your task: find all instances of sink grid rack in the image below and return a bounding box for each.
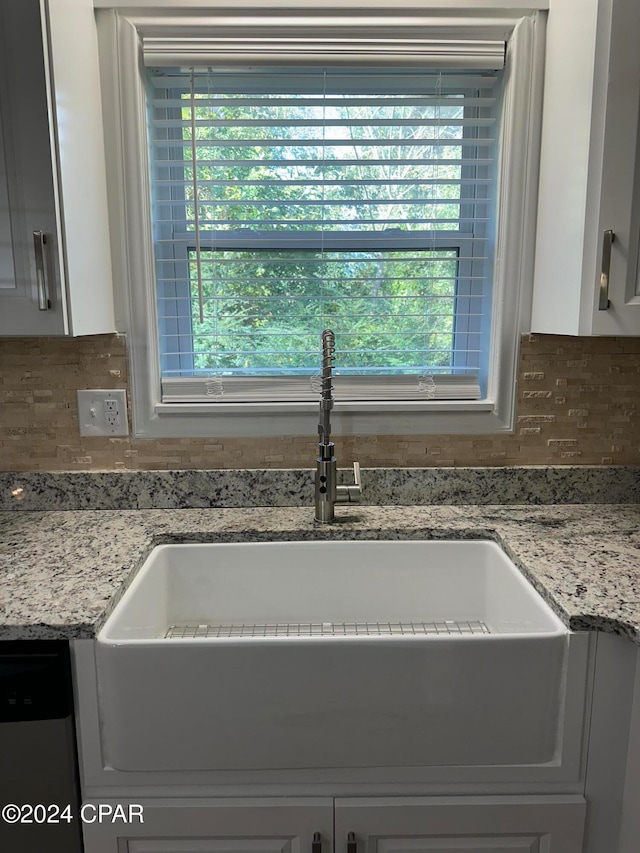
[164,620,491,639]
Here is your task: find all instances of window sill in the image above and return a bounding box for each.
[133,399,507,438]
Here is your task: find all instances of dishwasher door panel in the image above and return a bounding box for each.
[0,641,83,852]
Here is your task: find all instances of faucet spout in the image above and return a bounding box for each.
[314,330,361,523]
[319,329,335,447]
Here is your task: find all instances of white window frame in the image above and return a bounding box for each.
[96,4,545,439]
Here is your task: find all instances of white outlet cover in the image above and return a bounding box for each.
[77,389,129,437]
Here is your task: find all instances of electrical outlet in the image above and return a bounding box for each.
[77,390,129,437]
[103,399,120,429]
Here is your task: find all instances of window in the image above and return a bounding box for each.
[98,8,543,437]
[150,66,498,404]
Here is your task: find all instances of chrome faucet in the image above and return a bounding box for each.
[314,329,362,523]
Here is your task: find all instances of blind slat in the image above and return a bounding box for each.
[152,218,491,228]
[153,96,498,109]
[149,74,501,90]
[152,138,494,149]
[154,199,492,209]
[153,158,492,168]
[161,374,482,403]
[154,178,493,188]
[156,293,488,300]
[154,117,496,129]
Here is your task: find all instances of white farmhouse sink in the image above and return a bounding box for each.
[97,540,568,773]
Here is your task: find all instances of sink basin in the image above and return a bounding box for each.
[97,540,568,772]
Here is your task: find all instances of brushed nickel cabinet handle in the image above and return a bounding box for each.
[33,230,51,310]
[599,229,615,310]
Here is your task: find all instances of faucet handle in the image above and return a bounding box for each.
[336,461,362,504]
[352,461,361,491]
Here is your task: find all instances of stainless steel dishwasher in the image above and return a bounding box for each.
[0,639,83,851]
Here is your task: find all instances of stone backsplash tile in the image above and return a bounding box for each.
[0,332,639,471]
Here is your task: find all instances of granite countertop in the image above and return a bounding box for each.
[1,503,640,642]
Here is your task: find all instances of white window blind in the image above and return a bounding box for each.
[147,59,502,404]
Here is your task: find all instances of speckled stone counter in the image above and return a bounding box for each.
[1,504,640,643]
[2,466,639,511]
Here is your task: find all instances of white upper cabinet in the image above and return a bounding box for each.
[532,0,640,335]
[0,0,114,336]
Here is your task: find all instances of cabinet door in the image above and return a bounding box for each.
[335,796,586,853]
[81,798,333,853]
[590,0,640,335]
[0,0,114,337]
[0,0,65,335]
[532,0,640,335]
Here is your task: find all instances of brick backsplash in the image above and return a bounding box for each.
[0,333,639,471]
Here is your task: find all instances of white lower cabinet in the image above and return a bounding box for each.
[335,797,586,853]
[81,798,333,853]
[81,796,585,853]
